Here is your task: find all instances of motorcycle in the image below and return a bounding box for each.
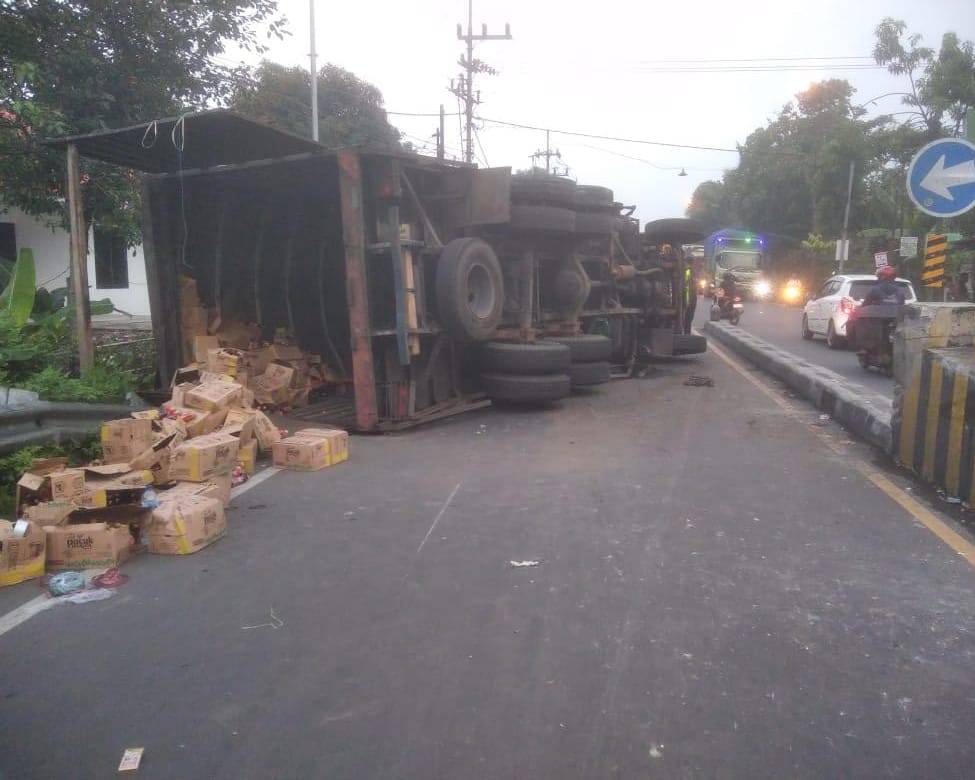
[846,303,901,376]
[709,288,744,325]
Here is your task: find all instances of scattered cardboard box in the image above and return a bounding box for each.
[251,410,281,452]
[15,458,84,510]
[24,502,75,527]
[271,428,347,471]
[76,466,153,509]
[161,405,228,438]
[0,520,46,587]
[170,432,239,482]
[101,418,154,465]
[221,409,255,446]
[194,335,220,363]
[184,380,243,412]
[45,522,134,571]
[252,373,291,406]
[239,439,258,475]
[148,495,226,555]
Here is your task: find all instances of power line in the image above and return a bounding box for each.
[388,109,462,117]
[477,116,740,153]
[638,55,875,63]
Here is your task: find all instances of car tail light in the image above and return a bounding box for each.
[733,296,742,303]
[840,296,856,314]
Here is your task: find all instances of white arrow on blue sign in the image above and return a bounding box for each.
[907,137,975,218]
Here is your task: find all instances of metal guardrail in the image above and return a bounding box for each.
[0,396,133,455]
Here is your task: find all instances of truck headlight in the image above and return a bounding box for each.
[755,280,772,298]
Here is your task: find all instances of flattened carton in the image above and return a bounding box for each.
[158,474,230,506]
[101,418,154,465]
[0,521,46,587]
[170,432,239,482]
[44,522,133,571]
[147,495,226,555]
[160,405,228,438]
[184,379,243,412]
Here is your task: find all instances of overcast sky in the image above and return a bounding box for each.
[237,0,973,227]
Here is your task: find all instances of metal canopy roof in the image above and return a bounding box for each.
[44,110,326,174]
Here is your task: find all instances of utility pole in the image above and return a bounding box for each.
[437,104,445,160]
[531,129,562,174]
[839,160,855,273]
[454,1,510,164]
[66,143,94,374]
[309,0,319,142]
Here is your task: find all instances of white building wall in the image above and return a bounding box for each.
[0,205,151,317]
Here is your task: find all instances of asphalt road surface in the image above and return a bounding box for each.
[695,298,893,398]
[2,346,974,778]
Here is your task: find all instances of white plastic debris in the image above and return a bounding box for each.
[509,560,540,568]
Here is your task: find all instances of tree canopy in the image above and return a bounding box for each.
[0,0,288,243]
[229,60,401,149]
[688,19,975,246]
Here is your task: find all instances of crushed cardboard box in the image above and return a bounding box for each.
[76,465,153,509]
[147,494,226,555]
[239,439,258,475]
[0,520,46,587]
[221,409,255,446]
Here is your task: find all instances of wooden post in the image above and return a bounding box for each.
[66,143,94,373]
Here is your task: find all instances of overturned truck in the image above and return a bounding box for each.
[51,111,706,431]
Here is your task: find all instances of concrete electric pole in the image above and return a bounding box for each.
[309,0,319,142]
[454,1,510,164]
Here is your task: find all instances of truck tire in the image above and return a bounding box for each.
[479,341,570,375]
[481,372,571,402]
[510,174,576,206]
[568,360,611,387]
[435,238,504,342]
[548,334,612,362]
[574,212,616,236]
[509,205,575,234]
[574,185,614,208]
[673,334,707,355]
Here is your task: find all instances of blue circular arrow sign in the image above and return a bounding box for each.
[907,138,975,218]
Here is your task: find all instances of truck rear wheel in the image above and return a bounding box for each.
[435,238,504,342]
[481,372,571,402]
[574,185,614,209]
[568,360,611,387]
[548,334,612,362]
[574,212,616,236]
[478,341,570,375]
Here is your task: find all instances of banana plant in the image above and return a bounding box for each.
[0,248,36,326]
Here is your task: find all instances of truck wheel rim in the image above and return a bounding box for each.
[468,264,495,319]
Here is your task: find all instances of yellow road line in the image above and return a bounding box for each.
[703,333,975,569]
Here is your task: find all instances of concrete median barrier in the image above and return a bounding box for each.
[703,321,892,452]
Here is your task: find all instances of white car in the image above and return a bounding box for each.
[801,274,916,349]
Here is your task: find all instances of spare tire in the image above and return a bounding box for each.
[510,174,576,206]
[509,205,575,234]
[568,360,611,387]
[673,333,707,355]
[574,185,614,208]
[481,372,571,402]
[479,341,570,375]
[435,238,504,342]
[548,334,612,362]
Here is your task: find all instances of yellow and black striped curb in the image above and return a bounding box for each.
[922,234,947,288]
[896,347,975,502]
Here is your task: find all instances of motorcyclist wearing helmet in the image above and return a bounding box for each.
[718,272,738,312]
[864,265,905,305]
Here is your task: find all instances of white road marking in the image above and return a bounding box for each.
[417,482,461,554]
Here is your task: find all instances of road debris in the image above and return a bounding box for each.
[118,746,144,773]
[242,607,284,630]
[509,560,540,568]
[649,743,664,758]
[47,571,85,597]
[683,375,714,387]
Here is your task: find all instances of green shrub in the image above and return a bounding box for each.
[0,434,101,517]
[20,364,131,404]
